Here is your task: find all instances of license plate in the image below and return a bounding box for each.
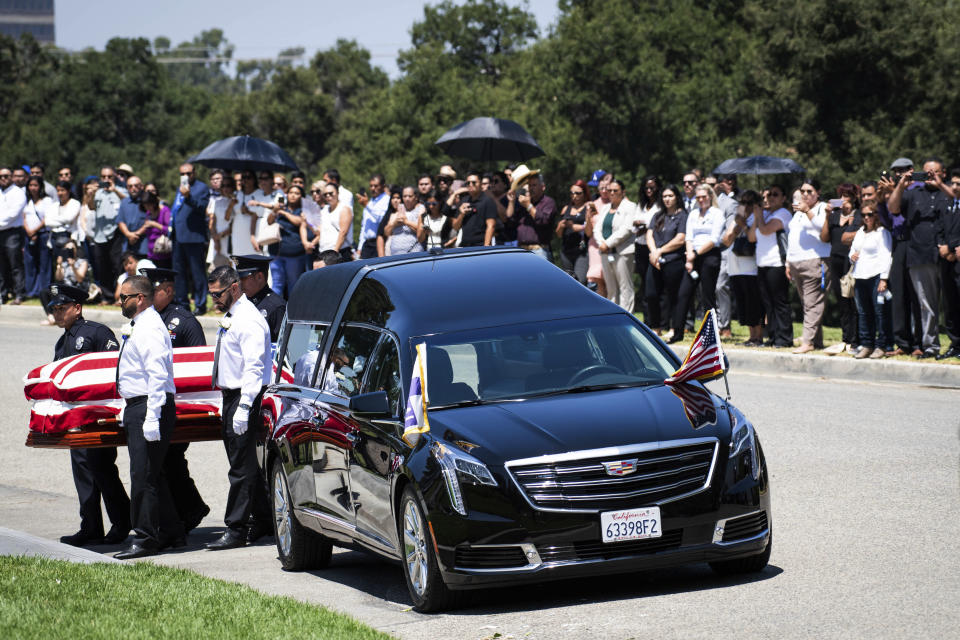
[600,506,662,543]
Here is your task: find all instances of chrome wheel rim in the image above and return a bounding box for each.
[402,498,429,597]
[273,470,292,557]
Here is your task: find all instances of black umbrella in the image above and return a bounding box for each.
[712,155,805,175]
[435,117,545,162]
[188,135,299,173]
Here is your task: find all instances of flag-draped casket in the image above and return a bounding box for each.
[24,346,224,449]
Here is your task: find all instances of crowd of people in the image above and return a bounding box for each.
[1,155,958,360]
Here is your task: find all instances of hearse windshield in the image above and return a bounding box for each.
[419,314,677,408]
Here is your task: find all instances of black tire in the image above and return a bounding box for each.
[709,527,772,575]
[398,486,462,612]
[271,459,332,571]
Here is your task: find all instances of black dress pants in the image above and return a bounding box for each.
[941,258,960,350]
[70,447,130,537]
[0,226,25,300]
[828,254,858,345]
[90,233,123,303]
[889,240,921,350]
[163,442,208,525]
[674,250,721,337]
[644,258,684,331]
[757,266,793,347]
[124,394,182,547]
[221,388,271,534]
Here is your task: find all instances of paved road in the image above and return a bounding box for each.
[2,318,958,639]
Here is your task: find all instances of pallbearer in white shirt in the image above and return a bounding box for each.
[114,275,183,560]
[205,265,274,550]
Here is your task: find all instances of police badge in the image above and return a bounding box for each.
[75,336,84,350]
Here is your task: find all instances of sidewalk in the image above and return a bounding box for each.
[4,302,958,388]
[0,526,120,564]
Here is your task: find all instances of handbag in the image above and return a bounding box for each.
[256,216,281,246]
[776,229,788,265]
[732,235,756,257]
[153,233,173,255]
[840,267,856,298]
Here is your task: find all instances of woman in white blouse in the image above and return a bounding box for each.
[319,183,354,261]
[786,180,832,353]
[22,175,54,298]
[47,181,81,261]
[721,190,764,346]
[593,179,638,312]
[755,186,794,347]
[849,203,893,358]
[672,184,725,342]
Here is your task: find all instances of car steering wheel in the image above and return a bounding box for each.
[568,364,621,386]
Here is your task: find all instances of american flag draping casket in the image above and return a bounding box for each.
[23,346,225,449]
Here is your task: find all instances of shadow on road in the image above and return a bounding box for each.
[289,547,783,612]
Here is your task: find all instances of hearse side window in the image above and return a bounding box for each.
[280,323,327,387]
[364,337,402,419]
[321,325,382,397]
[341,278,394,327]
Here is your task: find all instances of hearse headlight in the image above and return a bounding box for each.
[431,441,497,516]
[729,407,759,480]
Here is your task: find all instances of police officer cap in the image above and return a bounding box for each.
[231,254,274,278]
[139,268,178,287]
[47,283,87,307]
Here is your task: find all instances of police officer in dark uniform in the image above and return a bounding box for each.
[232,254,286,342]
[140,267,210,532]
[48,283,131,547]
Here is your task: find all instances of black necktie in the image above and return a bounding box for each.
[211,312,231,389]
[115,319,134,394]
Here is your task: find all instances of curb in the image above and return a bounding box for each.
[0,302,221,330]
[0,526,121,564]
[670,345,960,389]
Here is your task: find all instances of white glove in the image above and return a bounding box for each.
[233,407,249,436]
[142,418,161,442]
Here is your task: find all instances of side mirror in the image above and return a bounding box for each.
[349,390,391,417]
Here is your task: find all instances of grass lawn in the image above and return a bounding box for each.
[0,556,394,640]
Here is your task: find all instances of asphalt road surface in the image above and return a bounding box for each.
[2,317,958,639]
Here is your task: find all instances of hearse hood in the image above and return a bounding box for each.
[428,383,732,464]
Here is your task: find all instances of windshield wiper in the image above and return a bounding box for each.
[525,381,657,398]
[430,398,487,410]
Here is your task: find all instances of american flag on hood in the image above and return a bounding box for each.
[665,309,726,384]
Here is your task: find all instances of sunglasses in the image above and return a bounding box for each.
[180,172,192,176]
[862,213,876,218]
[426,201,439,207]
[208,287,231,299]
[323,191,337,197]
[466,180,479,185]
[683,180,697,185]
[117,292,141,304]
[570,190,584,195]
[310,189,322,194]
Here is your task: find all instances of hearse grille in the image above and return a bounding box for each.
[538,529,683,563]
[721,511,768,542]
[508,440,717,512]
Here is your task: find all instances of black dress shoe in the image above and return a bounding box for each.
[102,526,130,545]
[247,523,273,543]
[193,306,207,317]
[60,530,104,547]
[205,530,246,551]
[159,535,187,551]
[667,335,683,344]
[918,349,939,360]
[184,504,210,533]
[115,542,159,560]
[936,347,960,360]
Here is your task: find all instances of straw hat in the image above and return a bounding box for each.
[510,164,540,192]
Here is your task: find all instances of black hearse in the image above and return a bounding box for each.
[258,247,771,611]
